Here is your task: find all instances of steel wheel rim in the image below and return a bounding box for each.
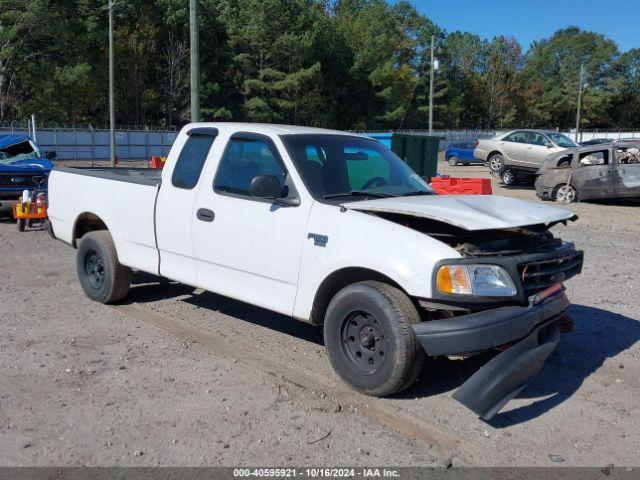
[490,157,502,171]
[502,171,515,184]
[340,310,387,375]
[85,250,105,289]
[448,156,457,166]
[557,185,576,202]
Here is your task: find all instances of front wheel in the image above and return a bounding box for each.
[448,156,458,166]
[554,184,578,203]
[489,154,504,172]
[17,219,26,232]
[76,230,132,303]
[324,281,426,397]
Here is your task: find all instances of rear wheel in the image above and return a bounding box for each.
[17,219,26,232]
[489,154,504,172]
[501,169,516,186]
[448,156,458,166]
[76,230,131,303]
[324,281,426,397]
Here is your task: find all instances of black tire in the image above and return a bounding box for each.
[76,230,131,303]
[17,219,25,232]
[489,154,504,172]
[448,156,458,166]
[501,169,516,186]
[324,281,426,397]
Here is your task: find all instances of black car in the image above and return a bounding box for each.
[579,138,612,146]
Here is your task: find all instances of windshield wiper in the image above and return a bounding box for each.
[323,190,395,200]
[400,190,435,197]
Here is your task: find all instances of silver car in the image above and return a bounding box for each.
[474,130,578,178]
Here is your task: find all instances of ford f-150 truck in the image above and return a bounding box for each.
[47,123,583,420]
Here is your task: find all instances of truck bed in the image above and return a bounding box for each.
[47,167,161,275]
[53,167,162,186]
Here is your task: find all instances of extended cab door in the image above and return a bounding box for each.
[191,132,311,316]
[155,127,218,285]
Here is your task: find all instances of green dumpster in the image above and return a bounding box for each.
[390,133,441,179]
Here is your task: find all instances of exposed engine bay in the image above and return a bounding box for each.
[371,211,566,257]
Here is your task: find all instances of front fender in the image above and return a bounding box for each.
[292,203,460,321]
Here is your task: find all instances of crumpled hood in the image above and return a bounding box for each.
[342,195,575,231]
[0,157,53,172]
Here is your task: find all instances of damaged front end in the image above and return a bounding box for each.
[380,212,584,420]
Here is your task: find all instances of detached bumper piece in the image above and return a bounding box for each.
[413,291,569,420]
[452,317,561,420]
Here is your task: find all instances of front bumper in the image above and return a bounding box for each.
[537,185,553,200]
[413,291,570,420]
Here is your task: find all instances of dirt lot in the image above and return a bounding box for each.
[1,160,639,467]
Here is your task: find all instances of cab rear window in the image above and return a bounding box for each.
[171,134,215,189]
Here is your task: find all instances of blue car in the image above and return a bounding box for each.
[444,142,484,166]
[0,134,55,215]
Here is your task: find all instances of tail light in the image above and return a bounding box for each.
[474,140,479,146]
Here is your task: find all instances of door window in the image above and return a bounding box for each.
[526,132,549,146]
[503,131,528,143]
[172,134,215,189]
[214,137,287,196]
[616,147,640,164]
[579,150,608,167]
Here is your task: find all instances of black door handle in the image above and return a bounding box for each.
[196,208,215,222]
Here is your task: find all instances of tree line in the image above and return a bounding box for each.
[1,0,639,131]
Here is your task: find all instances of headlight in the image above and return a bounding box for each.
[436,264,516,296]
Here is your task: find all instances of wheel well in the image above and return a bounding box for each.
[552,183,578,198]
[553,183,576,192]
[488,150,503,160]
[73,212,108,247]
[309,267,406,325]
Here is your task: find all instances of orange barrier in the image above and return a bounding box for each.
[430,177,492,195]
[151,156,167,169]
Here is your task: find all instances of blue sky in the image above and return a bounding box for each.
[407,0,638,52]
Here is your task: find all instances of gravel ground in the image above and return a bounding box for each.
[0,160,639,467]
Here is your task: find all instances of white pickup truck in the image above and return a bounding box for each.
[47,123,583,420]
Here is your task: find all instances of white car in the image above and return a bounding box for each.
[46,123,584,419]
[475,129,578,184]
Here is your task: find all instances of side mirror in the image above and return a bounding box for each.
[546,142,554,148]
[45,150,57,160]
[250,174,283,200]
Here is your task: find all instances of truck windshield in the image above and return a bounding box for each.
[280,134,432,200]
[0,140,41,164]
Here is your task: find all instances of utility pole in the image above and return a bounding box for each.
[190,0,201,122]
[428,36,440,135]
[108,0,116,167]
[575,64,585,142]
[428,35,435,135]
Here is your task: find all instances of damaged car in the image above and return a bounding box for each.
[46,124,583,420]
[0,133,55,214]
[536,139,640,203]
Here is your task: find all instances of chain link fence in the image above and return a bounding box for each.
[2,123,640,161]
[0,123,179,162]
[359,128,640,150]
